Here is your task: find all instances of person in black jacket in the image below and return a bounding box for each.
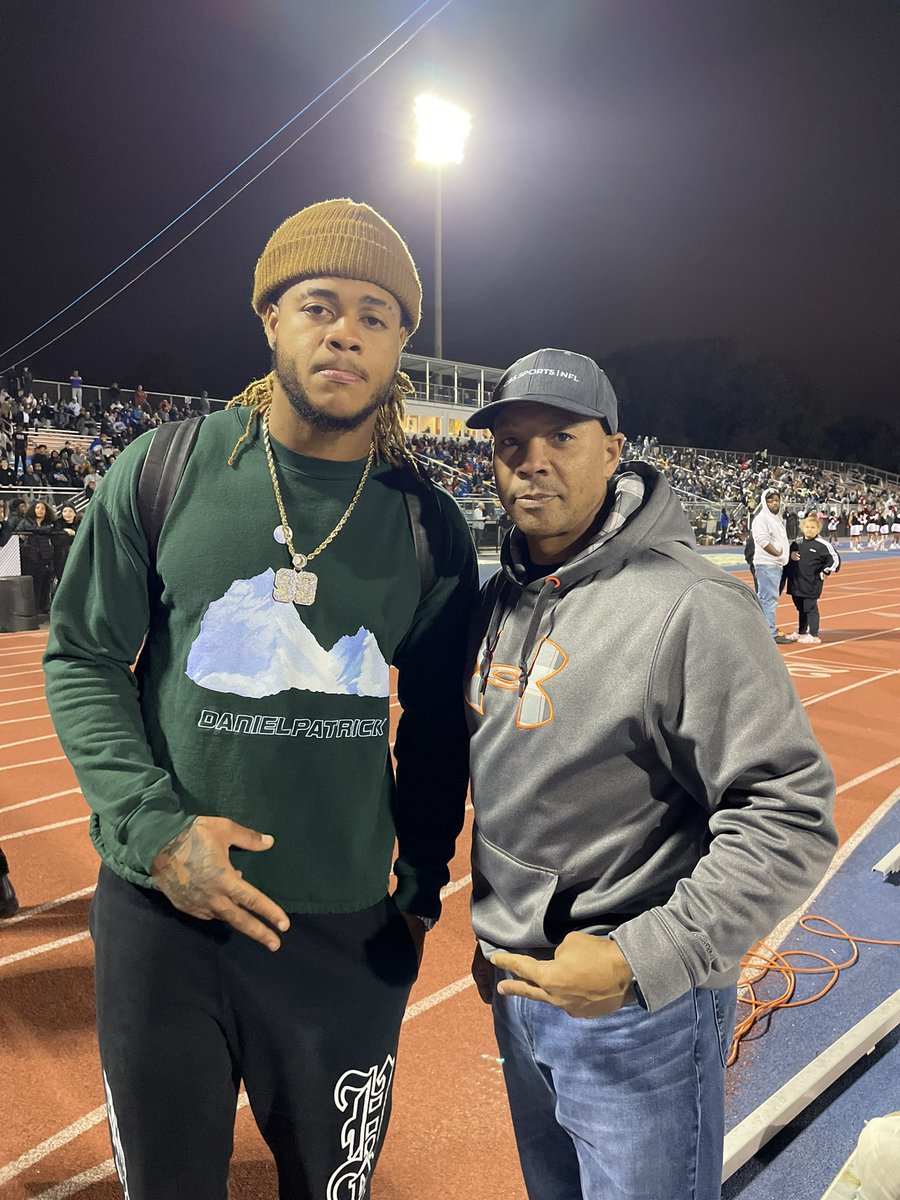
[786,515,841,644]
[743,531,757,592]
[18,500,56,614]
[0,844,18,917]
[51,504,80,582]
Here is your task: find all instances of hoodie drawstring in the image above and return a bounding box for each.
[516,576,560,696]
[476,580,509,705]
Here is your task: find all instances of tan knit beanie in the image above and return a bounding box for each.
[252,198,421,333]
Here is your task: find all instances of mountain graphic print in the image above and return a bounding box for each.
[186,568,390,699]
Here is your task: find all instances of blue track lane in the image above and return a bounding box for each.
[724,793,900,1199]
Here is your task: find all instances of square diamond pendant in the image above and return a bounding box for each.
[273,567,318,606]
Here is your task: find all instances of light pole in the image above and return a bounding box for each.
[414,95,471,361]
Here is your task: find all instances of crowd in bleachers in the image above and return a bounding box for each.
[3,370,898,547]
[0,369,212,514]
[407,433,494,498]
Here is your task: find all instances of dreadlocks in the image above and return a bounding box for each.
[224,370,424,476]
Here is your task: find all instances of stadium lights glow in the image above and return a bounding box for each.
[414,95,471,165]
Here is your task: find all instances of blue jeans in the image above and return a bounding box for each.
[754,563,783,635]
[492,982,737,1200]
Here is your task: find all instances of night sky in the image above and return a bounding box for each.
[2,1,898,456]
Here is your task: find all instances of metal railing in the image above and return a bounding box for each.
[8,377,897,492]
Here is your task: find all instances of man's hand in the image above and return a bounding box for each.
[790,551,800,561]
[399,911,426,968]
[150,816,289,951]
[491,932,635,1018]
[472,942,495,1004]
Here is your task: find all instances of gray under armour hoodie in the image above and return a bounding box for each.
[466,462,836,1012]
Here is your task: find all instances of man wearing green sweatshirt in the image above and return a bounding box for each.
[44,199,477,1200]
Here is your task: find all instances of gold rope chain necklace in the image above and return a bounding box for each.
[261,416,375,606]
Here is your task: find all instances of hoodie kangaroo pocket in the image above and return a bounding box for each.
[471,828,560,949]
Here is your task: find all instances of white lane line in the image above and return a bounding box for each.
[2,884,95,926]
[0,683,49,696]
[403,974,477,1022]
[0,732,58,750]
[0,693,48,708]
[0,754,66,772]
[766,784,900,953]
[803,670,900,709]
[29,1160,115,1200]
[0,667,44,680]
[1,815,89,841]
[0,1105,108,1187]
[0,712,52,727]
[0,788,81,816]
[836,756,900,796]
[22,1093,254,1197]
[785,625,900,658]
[440,873,472,899]
[0,929,91,970]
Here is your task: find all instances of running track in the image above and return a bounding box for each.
[2,557,899,1199]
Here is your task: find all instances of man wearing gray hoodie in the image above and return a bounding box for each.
[464,348,837,1200]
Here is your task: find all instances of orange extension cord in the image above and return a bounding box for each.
[728,915,900,1065]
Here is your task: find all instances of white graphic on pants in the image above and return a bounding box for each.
[326,1054,395,1200]
[103,1069,132,1200]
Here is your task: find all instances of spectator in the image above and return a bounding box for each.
[786,515,841,645]
[0,845,18,918]
[751,490,793,643]
[471,500,486,550]
[717,507,729,544]
[18,500,56,614]
[69,369,83,405]
[52,503,80,581]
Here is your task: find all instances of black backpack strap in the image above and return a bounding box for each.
[137,417,205,567]
[400,473,447,600]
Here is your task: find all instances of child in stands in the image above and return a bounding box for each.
[787,515,841,644]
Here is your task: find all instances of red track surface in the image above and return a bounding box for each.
[2,558,900,1199]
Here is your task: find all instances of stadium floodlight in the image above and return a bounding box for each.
[414,95,471,165]
[414,95,471,359]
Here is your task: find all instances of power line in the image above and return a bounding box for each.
[0,0,450,371]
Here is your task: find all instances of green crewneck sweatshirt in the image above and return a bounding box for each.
[44,409,477,917]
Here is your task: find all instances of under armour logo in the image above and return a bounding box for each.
[467,637,568,728]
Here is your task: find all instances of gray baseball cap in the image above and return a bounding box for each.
[466,348,619,432]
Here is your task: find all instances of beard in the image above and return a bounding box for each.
[271,347,392,434]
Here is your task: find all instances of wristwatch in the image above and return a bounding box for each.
[631,976,649,1010]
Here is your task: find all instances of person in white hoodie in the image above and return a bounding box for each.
[464,349,836,1200]
[751,487,793,643]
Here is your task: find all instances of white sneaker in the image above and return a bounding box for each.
[798,634,821,644]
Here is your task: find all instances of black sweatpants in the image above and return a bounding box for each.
[792,595,820,636]
[90,865,419,1200]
